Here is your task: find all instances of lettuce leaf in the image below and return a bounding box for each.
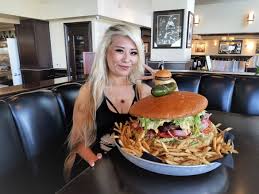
[139,117,171,133]
[173,111,206,135]
[138,111,206,135]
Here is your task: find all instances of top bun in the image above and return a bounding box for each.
[154,69,171,79]
[129,91,208,119]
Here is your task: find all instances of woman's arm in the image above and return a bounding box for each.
[69,83,102,166]
[76,143,102,167]
[138,64,157,80]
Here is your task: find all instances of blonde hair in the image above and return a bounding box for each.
[64,24,145,179]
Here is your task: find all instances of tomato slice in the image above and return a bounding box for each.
[159,129,190,138]
[202,121,212,134]
[158,131,174,138]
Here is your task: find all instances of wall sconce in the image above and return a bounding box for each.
[194,15,200,25]
[213,40,218,46]
[221,36,227,41]
[228,36,235,41]
[245,41,254,50]
[247,11,255,24]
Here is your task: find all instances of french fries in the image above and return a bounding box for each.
[114,121,238,166]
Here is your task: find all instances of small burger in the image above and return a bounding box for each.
[154,69,178,90]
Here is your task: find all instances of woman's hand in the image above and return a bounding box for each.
[138,64,157,80]
[78,145,102,167]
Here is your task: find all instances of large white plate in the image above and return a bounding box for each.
[116,143,221,176]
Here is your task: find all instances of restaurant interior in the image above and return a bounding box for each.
[1,0,259,194]
[0,0,259,90]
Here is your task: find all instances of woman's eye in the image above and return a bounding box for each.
[115,49,124,53]
[131,51,138,56]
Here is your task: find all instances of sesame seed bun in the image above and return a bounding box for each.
[129,91,208,119]
[154,69,172,79]
[154,69,177,86]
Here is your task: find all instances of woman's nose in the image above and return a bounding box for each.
[122,52,130,63]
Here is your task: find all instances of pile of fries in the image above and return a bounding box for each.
[114,121,238,166]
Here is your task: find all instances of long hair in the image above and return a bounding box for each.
[64,24,145,179]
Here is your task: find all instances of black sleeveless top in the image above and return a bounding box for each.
[95,84,138,140]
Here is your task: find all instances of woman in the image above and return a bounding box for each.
[64,24,154,179]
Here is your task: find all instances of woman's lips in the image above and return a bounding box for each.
[118,65,131,71]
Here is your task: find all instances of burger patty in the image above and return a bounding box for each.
[154,76,171,81]
[158,122,179,132]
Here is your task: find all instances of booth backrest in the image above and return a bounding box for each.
[231,77,259,115]
[199,75,235,112]
[172,73,259,115]
[0,100,27,176]
[0,83,82,194]
[52,83,81,130]
[8,90,66,161]
[173,74,201,93]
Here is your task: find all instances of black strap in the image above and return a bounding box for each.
[105,84,139,113]
[104,96,120,114]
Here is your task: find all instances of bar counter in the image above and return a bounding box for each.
[171,70,258,76]
[0,76,84,99]
[0,70,257,99]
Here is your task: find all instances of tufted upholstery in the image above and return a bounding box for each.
[7,90,69,193]
[0,83,83,194]
[52,83,82,130]
[173,74,201,93]
[0,100,36,194]
[231,77,259,115]
[0,100,26,175]
[172,73,259,115]
[199,75,235,112]
[8,90,66,161]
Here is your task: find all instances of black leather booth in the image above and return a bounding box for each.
[0,83,81,194]
[0,74,259,194]
[172,73,259,115]
[52,83,82,130]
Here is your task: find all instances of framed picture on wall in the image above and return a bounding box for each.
[186,11,194,48]
[218,40,242,54]
[195,43,205,53]
[153,9,184,48]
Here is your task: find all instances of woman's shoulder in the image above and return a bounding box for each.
[76,82,91,101]
[80,81,90,92]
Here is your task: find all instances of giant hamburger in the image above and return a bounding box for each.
[115,91,234,166]
[129,91,216,147]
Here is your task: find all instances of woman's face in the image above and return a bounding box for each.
[106,35,138,78]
